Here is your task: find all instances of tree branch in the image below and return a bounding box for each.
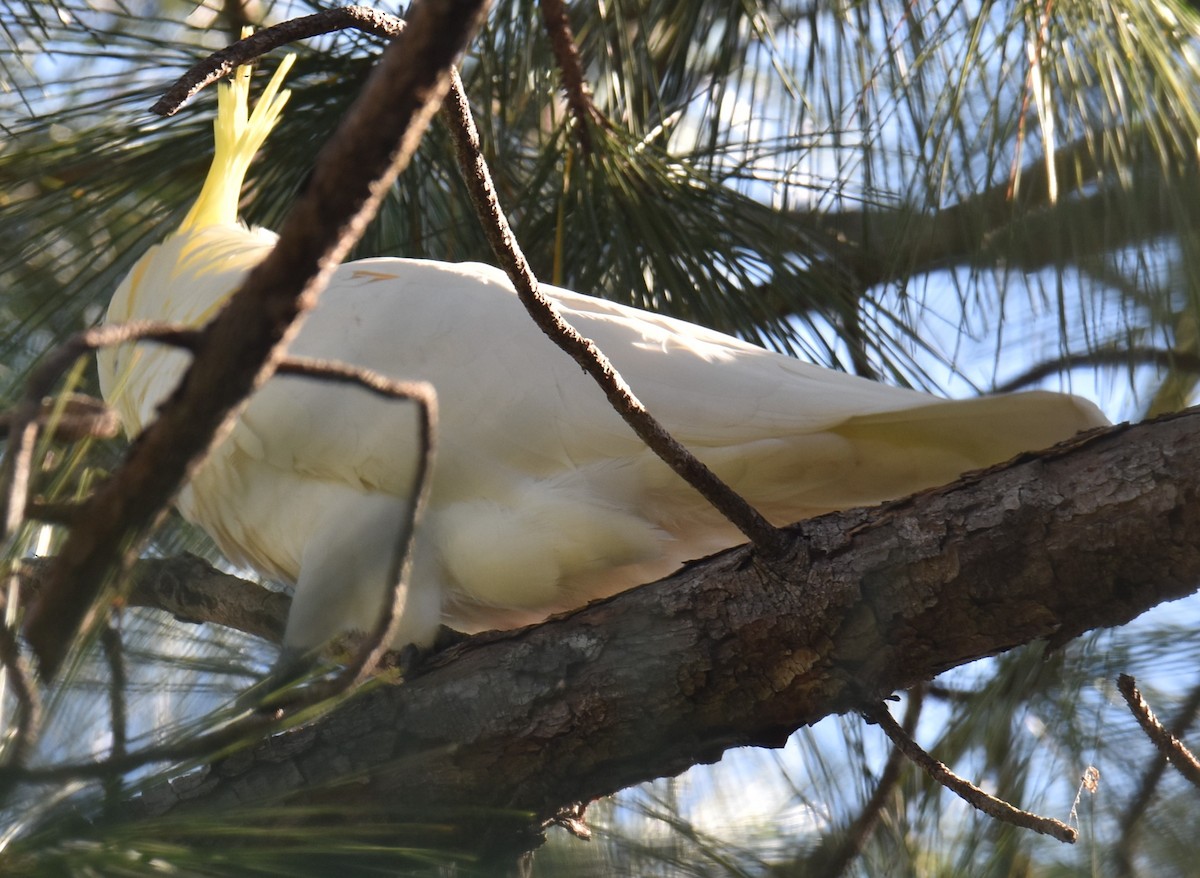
[0,395,119,443]
[17,551,288,646]
[440,55,788,557]
[863,701,1075,843]
[1114,676,1200,876]
[102,410,1200,860]
[1118,674,1200,791]
[803,688,923,877]
[994,348,1200,393]
[538,0,600,153]
[779,130,1188,294]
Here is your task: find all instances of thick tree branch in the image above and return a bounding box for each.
[16,555,289,645]
[104,410,1200,860]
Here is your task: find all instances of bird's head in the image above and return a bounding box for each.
[99,55,296,432]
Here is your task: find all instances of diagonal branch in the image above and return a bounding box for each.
[1114,675,1200,876]
[23,0,489,679]
[152,6,409,116]
[440,64,788,556]
[809,688,924,877]
[1118,674,1200,791]
[863,701,1075,843]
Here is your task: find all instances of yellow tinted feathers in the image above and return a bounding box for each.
[180,55,295,232]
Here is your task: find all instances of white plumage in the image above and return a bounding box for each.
[98,60,1107,656]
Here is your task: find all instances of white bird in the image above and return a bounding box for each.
[98,59,1107,659]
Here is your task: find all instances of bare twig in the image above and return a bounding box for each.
[1118,674,1200,790]
[440,62,789,557]
[994,348,1200,393]
[812,688,924,877]
[24,0,488,679]
[863,702,1077,843]
[272,356,437,692]
[7,339,432,660]
[6,357,436,783]
[152,6,407,116]
[538,0,600,153]
[0,395,120,443]
[0,323,200,542]
[1114,677,1200,876]
[0,572,41,782]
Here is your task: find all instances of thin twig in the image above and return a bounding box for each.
[441,64,790,557]
[994,347,1200,393]
[1118,674,1200,790]
[4,357,437,784]
[1114,676,1200,876]
[152,6,407,116]
[538,0,599,153]
[863,702,1077,843]
[9,332,433,661]
[0,395,120,442]
[814,688,924,877]
[0,323,200,541]
[272,357,437,692]
[25,0,488,679]
[0,571,41,781]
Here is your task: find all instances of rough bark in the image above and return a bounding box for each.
[112,409,1200,861]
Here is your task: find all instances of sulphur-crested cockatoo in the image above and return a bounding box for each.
[98,59,1107,660]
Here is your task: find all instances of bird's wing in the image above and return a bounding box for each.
[235,257,1105,499]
